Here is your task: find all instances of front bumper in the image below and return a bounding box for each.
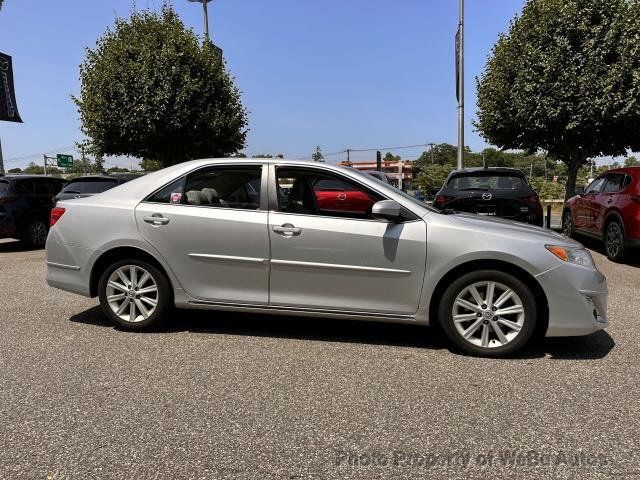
[536,263,608,337]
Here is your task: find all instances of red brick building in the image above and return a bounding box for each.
[339,160,415,190]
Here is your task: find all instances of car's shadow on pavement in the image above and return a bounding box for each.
[0,240,42,253]
[70,306,615,361]
[577,235,640,268]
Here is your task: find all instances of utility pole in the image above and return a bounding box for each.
[428,142,435,164]
[80,146,86,175]
[187,0,214,41]
[456,0,465,170]
[43,154,47,176]
[0,137,4,175]
[346,149,351,166]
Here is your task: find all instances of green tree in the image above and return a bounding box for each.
[75,5,248,168]
[312,146,325,162]
[139,158,161,172]
[625,156,639,167]
[23,162,62,176]
[476,0,640,201]
[414,164,453,193]
[107,166,131,173]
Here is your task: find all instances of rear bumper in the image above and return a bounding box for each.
[536,263,608,337]
[0,213,17,239]
[45,232,95,297]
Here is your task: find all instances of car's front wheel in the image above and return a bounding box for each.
[562,209,575,238]
[438,270,537,357]
[98,259,171,330]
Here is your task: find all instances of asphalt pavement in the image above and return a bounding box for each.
[0,238,638,480]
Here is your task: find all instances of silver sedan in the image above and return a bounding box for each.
[45,159,608,356]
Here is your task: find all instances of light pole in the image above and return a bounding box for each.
[428,142,436,164]
[456,0,464,170]
[187,0,213,41]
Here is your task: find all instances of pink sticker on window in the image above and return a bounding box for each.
[170,192,182,204]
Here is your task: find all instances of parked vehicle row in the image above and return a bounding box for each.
[46,159,608,357]
[0,174,137,247]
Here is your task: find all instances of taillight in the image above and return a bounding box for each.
[434,195,455,207]
[521,194,540,204]
[0,195,17,204]
[50,207,66,226]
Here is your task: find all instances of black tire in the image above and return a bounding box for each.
[604,220,626,262]
[562,209,575,238]
[20,218,49,247]
[438,270,537,357]
[98,259,172,331]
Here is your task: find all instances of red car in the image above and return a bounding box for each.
[563,167,640,261]
[313,178,377,215]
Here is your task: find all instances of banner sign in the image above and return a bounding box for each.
[455,27,461,102]
[0,52,23,123]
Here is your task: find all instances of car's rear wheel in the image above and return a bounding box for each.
[562,210,575,238]
[438,270,537,357]
[98,259,171,330]
[604,220,626,262]
[20,218,49,247]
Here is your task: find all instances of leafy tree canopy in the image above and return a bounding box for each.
[75,5,248,168]
[476,0,640,200]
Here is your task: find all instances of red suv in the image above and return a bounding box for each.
[563,167,640,261]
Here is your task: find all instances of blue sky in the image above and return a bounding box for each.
[0,0,528,169]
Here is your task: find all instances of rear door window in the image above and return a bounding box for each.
[183,165,262,209]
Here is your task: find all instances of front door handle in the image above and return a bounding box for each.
[143,214,170,226]
[272,223,301,236]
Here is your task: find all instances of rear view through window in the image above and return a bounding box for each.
[447,173,525,191]
[61,178,119,194]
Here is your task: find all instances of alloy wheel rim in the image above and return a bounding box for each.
[105,265,158,323]
[606,224,622,258]
[563,212,572,236]
[29,221,47,245]
[452,281,525,349]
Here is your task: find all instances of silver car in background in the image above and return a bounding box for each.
[46,159,608,356]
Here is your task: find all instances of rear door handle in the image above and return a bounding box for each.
[272,223,301,236]
[143,214,170,226]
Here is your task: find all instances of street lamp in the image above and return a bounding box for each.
[187,0,214,41]
[456,0,464,170]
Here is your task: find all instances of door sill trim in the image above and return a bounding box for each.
[186,299,415,321]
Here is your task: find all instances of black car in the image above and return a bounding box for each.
[433,167,544,226]
[54,174,140,203]
[0,175,67,246]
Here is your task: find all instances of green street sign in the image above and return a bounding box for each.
[56,154,74,168]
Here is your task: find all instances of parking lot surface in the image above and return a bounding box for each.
[0,239,638,480]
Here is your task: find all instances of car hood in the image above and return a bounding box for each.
[449,212,582,246]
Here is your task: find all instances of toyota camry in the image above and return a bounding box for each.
[45,159,608,357]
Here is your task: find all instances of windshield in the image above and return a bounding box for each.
[61,179,118,194]
[345,166,439,212]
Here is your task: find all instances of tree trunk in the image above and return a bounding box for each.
[564,162,580,203]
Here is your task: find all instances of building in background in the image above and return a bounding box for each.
[339,160,415,190]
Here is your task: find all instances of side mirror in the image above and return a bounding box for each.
[574,186,585,196]
[372,200,403,222]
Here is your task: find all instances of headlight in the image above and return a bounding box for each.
[546,245,596,269]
